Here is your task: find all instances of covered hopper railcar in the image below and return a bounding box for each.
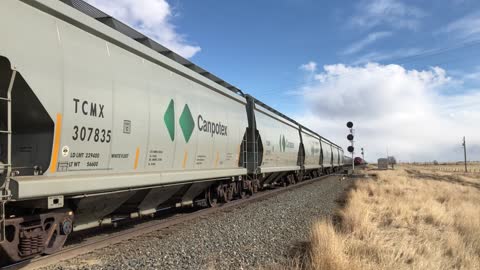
[0,0,344,264]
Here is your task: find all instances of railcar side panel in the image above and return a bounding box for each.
[301,131,321,169]
[339,149,344,166]
[109,45,150,172]
[58,19,116,173]
[255,108,300,173]
[331,146,339,167]
[321,139,333,168]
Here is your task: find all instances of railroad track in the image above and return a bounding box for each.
[2,174,342,270]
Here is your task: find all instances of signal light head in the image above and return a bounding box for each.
[347,134,354,141]
[347,121,353,128]
[347,146,354,153]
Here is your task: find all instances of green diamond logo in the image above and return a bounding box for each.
[164,99,175,141]
[179,104,195,142]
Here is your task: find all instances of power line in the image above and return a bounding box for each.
[394,39,480,65]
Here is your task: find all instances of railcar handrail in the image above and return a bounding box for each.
[0,70,16,243]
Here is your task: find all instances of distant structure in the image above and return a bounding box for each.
[378,158,389,170]
[388,156,397,169]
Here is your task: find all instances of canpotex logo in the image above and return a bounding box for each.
[164,99,228,143]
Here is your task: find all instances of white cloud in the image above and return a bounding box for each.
[351,0,426,30]
[464,71,480,81]
[443,12,480,41]
[296,63,480,162]
[299,61,318,72]
[343,31,392,55]
[84,0,201,58]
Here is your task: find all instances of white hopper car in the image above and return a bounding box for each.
[0,0,344,264]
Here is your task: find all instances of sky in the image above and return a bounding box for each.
[84,0,480,162]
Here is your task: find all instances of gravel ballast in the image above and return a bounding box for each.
[45,176,353,270]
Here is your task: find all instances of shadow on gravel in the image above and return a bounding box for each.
[405,169,480,191]
[66,207,200,246]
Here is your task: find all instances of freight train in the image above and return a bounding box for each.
[354,157,366,166]
[0,0,345,264]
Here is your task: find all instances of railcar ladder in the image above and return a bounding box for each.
[0,70,16,242]
[242,133,259,174]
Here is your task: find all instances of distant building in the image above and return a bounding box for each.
[378,158,389,170]
[388,156,397,169]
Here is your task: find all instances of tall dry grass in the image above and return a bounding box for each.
[302,168,480,270]
[410,162,480,174]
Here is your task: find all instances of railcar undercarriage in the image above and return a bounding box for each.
[0,167,342,266]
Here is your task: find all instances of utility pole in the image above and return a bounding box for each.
[386,146,389,169]
[462,136,467,173]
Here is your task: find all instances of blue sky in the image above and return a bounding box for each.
[174,0,480,109]
[86,0,480,162]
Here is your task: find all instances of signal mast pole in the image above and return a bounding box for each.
[350,128,355,172]
[352,145,354,172]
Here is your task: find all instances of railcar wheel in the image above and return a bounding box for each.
[245,180,255,196]
[206,186,219,207]
[216,185,226,203]
[297,171,304,182]
[287,175,295,185]
[229,183,236,201]
[253,179,260,193]
[280,176,287,187]
[0,210,73,265]
[237,182,247,199]
[219,184,234,203]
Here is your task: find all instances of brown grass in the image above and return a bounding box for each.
[290,167,480,270]
[410,162,480,174]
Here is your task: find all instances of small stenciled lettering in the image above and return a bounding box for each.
[67,151,101,168]
[111,153,129,159]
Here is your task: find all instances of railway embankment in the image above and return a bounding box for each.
[41,175,353,270]
[283,167,480,270]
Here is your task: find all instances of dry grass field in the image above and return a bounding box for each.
[409,162,480,173]
[285,167,480,270]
